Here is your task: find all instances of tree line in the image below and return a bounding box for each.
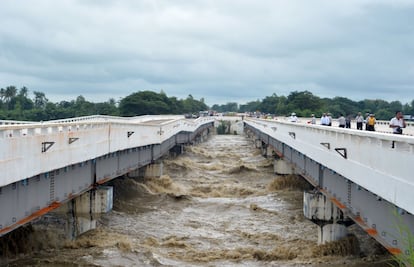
[0,86,208,121]
[213,91,414,120]
[1,86,413,121]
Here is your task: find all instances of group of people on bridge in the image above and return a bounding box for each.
[289,111,407,135]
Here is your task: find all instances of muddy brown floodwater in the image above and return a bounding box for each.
[2,135,392,266]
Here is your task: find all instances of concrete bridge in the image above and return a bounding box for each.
[1,114,413,259]
[0,115,214,237]
[244,117,414,257]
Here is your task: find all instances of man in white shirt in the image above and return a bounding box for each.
[321,113,330,126]
[290,112,298,122]
[338,114,346,128]
[355,112,364,130]
[389,111,406,134]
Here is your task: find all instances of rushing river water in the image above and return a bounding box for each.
[2,134,391,266]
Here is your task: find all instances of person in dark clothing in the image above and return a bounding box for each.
[345,115,351,128]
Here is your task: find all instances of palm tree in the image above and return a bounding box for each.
[0,88,5,102]
[18,86,28,98]
[5,86,17,110]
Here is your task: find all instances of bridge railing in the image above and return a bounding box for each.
[245,118,414,215]
[277,116,414,135]
[0,116,214,188]
[0,119,37,125]
[46,114,186,124]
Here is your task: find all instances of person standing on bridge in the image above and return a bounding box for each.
[366,114,376,131]
[345,115,351,128]
[290,112,298,122]
[355,112,364,130]
[389,111,406,134]
[311,114,316,124]
[364,113,369,130]
[321,113,330,126]
[327,113,333,126]
[338,114,346,128]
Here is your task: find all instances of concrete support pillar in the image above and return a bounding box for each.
[144,162,163,178]
[303,191,349,245]
[274,159,294,175]
[170,145,184,157]
[127,162,164,179]
[230,121,244,135]
[255,139,262,149]
[266,146,274,157]
[68,192,96,238]
[127,168,145,178]
[58,186,113,239]
[202,128,210,138]
[259,142,269,157]
[317,223,348,245]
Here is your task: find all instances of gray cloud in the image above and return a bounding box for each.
[0,0,413,106]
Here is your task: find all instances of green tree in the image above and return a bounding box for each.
[0,88,5,103]
[375,109,393,120]
[259,94,280,114]
[119,91,172,116]
[33,91,48,109]
[389,101,403,114]
[15,87,34,110]
[329,97,358,117]
[4,86,17,110]
[275,96,288,115]
[286,91,323,115]
[95,100,119,116]
[221,102,238,112]
[239,100,261,113]
[181,94,208,114]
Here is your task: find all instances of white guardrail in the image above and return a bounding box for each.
[0,115,214,188]
[245,118,414,215]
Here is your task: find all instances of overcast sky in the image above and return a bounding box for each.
[1,0,413,106]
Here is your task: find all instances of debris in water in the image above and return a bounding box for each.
[252,246,297,261]
[312,234,360,257]
[267,174,312,191]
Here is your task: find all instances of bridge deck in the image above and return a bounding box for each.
[0,115,215,236]
[245,117,414,255]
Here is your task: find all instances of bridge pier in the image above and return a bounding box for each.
[127,161,164,179]
[55,186,113,239]
[257,141,274,158]
[317,223,348,245]
[169,144,184,157]
[274,158,294,175]
[144,162,164,178]
[303,191,351,244]
[193,128,210,144]
[254,139,262,149]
